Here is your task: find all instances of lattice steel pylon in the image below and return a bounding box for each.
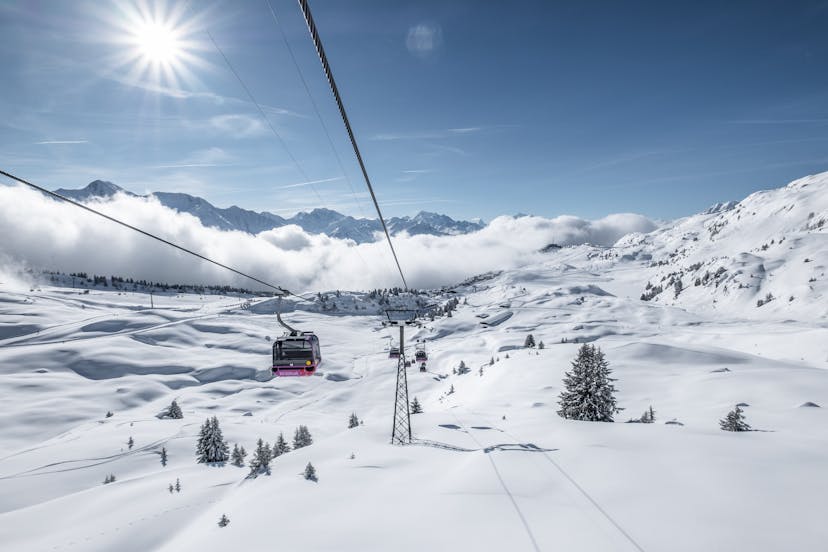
[391,324,411,445]
[385,309,418,445]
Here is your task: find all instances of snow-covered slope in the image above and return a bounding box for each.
[613,171,828,318]
[2,171,827,551]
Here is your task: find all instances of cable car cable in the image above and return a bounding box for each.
[297,0,409,291]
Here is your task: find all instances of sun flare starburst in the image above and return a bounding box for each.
[102,1,209,91]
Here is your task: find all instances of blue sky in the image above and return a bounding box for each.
[1,0,827,221]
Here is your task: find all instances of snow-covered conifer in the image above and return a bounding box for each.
[248,439,272,477]
[127,436,134,450]
[538,341,545,349]
[168,400,183,419]
[105,411,113,418]
[348,413,359,429]
[557,344,619,422]
[218,514,230,527]
[168,483,174,493]
[196,416,229,463]
[410,397,423,414]
[456,361,470,375]
[525,334,536,348]
[175,478,181,492]
[273,432,291,457]
[293,425,313,449]
[304,462,317,481]
[231,444,246,467]
[160,447,168,466]
[720,405,751,432]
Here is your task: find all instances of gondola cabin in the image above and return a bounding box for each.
[389,346,401,359]
[273,332,321,376]
[415,341,427,363]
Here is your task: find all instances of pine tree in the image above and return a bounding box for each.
[538,341,545,350]
[410,397,423,414]
[639,405,655,423]
[456,361,470,375]
[160,447,168,466]
[231,444,246,467]
[273,432,291,457]
[348,413,360,429]
[557,344,619,422]
[168,483,174,493]
[218,514,230,527]
[304,462,317,481]
[248,439,272,477]
[196,416,229,463]
[175,478,181,492]
[720,405,751,432]
[168,400,183,419]
[127,436,134,450]
[105,411,113,418]
[293,425,313,449]
[489,357,495,366]
[447,384,455,395]
[525,334,536,348]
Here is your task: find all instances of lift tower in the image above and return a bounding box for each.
[384,309,420,445]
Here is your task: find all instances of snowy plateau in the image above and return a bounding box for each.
[1,171,827,551]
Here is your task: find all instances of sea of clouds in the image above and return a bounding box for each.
[0,185,656,292]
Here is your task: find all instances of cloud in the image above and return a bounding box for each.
[0,185,655,292]
[209,114,267,138]
[35,140,89,145]
[276,176,343,189]
[406,24,443,58]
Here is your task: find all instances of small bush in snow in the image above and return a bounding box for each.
[304,462,317,482]
[720,405,751,432]
[538,341,545,349]
[127,436,134,450]
[293,425,313,449]
[348,413,360,429]
[524,334,536,348]
[410,397,423,414]
[168,483,174,493]
[103,474,116,484]
[456,361,470,375]
[640,406,655,423]
[447,384,455,395]
[105,411,113,418]
[218,514,230,527]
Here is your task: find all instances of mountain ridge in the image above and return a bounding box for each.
[53,180,486,243]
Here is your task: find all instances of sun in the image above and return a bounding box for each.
[100,1,209,90]
[134,21,182,65]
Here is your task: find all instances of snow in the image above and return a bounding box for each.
[1,172,828,550]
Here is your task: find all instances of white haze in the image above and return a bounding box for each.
[0,185,656,292]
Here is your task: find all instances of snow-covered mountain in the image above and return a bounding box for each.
[609,171,828,318]
[53,180,485,242]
